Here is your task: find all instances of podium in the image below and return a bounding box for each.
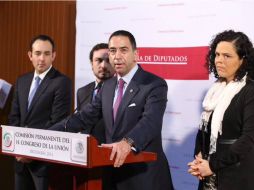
[0,126,157,190]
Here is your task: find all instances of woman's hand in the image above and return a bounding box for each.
[195,156,213,177]
[187,152,203,180]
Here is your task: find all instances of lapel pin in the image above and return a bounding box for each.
[130,89,133,93]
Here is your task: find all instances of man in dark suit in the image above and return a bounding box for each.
[52,30,174,190]
[8,34,72,190]
[76,43,115,143]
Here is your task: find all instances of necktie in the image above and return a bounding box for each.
[92,82,103,102]
[113,78,125,120]
[96,82,103,94]
[28,76,41,109]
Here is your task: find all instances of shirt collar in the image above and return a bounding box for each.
[116,64,138,85]
[94,80,103,89]
[33,65,52,80]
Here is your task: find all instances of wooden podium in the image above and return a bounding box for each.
[0,126,157,190]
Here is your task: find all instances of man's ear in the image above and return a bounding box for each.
[134,49,139,62]
[52,51,56,61]
[91,61,95,71]
[28,51,32,61]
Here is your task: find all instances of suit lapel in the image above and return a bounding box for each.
[103,77,117,136]
[83,82,95,104]
[112,68,142,133]
[21,73,33,117]
[26,68,56,117]
[113,81,139,131]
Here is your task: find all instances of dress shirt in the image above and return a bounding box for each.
[28,65,52,98]
[113,64,138,105]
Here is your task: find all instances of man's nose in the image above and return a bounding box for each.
[114,49,122,59]
[100,60,107,68]
[39,54,45,60]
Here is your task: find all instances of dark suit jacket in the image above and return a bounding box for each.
[52,66,173,190]
[9,67,72,176]
[76,82,105,143]
[195,80,254,190]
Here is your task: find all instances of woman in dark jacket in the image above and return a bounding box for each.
[188,30,254,190]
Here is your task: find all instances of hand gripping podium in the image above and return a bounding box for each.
[0,125,157,190]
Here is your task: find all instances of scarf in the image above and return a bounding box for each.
[199,76,246,154]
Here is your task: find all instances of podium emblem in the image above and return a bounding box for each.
[71,138,87,164]
[2,131,15,152]
[75,141,84,154]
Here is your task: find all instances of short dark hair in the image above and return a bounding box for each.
[108,30,137,50]
[29,34,55,52]
[89,43,108,62]
[206,30,254,81]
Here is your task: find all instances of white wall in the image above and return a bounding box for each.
[75,1,254,189]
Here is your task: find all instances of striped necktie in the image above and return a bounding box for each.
[28,76,41,109]
[92,82,103,102]
[113,78,125,120]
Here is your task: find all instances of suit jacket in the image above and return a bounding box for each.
[76,82,106,143]
[9,67,72,176]
[53,66,173,190]
[195,80,254,190]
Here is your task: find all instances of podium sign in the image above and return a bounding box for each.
[0,125,157,190]
[1,125,89,166]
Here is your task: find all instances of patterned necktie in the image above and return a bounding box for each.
[92,82,103,102]
[113,78,125,120]
[96,82,103,94]
[28,76,41,109]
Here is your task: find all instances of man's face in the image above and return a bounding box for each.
[28,40,56,74]
[91,48,115,82]
[108,36,138,77]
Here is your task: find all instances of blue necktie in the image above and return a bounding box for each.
[28,76,41,109]
[92,82,103,102]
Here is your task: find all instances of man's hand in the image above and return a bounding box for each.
[16,157,32,163]
[102,140,132,167]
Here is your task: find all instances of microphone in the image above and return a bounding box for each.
[64,82,103,132]
[64,98,92,133]
[64,90,89,132]
[64,114,72,132]
[63,111,88,133]
[49,106,84,132]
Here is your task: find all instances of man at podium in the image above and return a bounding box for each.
[52,30,174,190]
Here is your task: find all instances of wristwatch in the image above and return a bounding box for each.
[122,137,134,147]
